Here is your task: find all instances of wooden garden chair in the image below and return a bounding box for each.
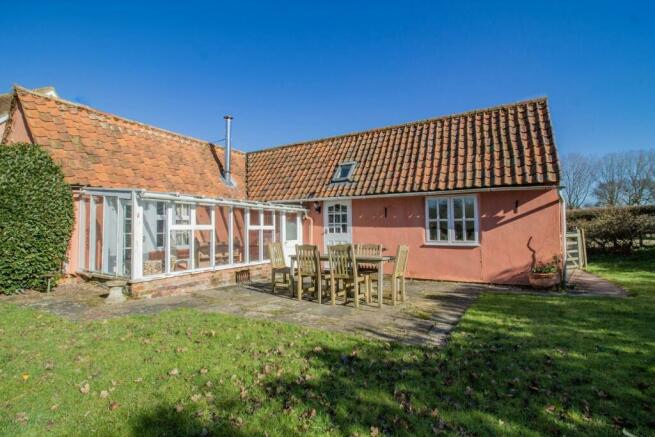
[369,245,409,306]
[355,243,383,303]
[267,242,291,294]
[327,244,369,308]
[295,244,323,303]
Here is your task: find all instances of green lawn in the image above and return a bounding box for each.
[1,250,654,436]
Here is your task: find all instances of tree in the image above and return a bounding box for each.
[593,153,627,206]
[561,153,597,208]
[622,149,655,205]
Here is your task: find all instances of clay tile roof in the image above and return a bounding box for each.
[5,87,245,198]
[246,98,561,201]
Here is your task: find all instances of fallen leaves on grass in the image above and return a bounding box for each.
[15,412,28,425]
[99,390,109,399]
[79,382,90,395]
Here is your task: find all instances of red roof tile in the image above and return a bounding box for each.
[246,98,560,201]
[3,87,245,198]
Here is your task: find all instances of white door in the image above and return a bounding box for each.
[282,212,301,265]
[324,200,352,248]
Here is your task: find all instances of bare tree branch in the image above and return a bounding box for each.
[593,153,627,206]
[561,153,597,208]
[624,150,655,205]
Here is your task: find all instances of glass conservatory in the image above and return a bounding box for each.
[77,188,305,281]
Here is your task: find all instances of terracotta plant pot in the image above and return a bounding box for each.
[528,272,560,289]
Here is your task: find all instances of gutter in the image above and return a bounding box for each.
[139,191,306,213]
[271,185,561,204]
[78,187,307,213]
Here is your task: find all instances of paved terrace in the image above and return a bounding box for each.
[1,273,626,347]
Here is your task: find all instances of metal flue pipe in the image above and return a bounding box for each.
[224,115,233,185]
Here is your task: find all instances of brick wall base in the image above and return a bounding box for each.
[128,264,272,298]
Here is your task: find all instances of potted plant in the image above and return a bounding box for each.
[528,257,561,289]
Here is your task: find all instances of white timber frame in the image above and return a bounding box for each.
[77,188,306,282]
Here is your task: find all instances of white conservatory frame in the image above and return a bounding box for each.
[76,188,305,282]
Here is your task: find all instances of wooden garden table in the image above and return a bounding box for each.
[289,254,395,308]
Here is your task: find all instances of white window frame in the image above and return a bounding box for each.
[425,195,479,246]
[168,202,215,273]
[332,161,357,182]
[155,202,167,249]
[247,208,276,263]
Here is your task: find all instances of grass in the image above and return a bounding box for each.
[1,249,654,436]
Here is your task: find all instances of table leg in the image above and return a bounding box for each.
[377,261,383,308]
[290,258,295,296]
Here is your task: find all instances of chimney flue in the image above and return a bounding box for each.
[224,115,233,185]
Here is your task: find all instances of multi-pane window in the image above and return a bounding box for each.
[155,202,166,248]
[121,200,132,276]
[233,208,246,264]
[215,205,230,266]
[426,196,478,244]
[248,209,276,263]
[327,204,348,234]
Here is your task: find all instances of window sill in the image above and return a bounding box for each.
[422,241,480,248]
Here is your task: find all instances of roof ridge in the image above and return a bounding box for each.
[13,85,246,156]
[247,96,549,155]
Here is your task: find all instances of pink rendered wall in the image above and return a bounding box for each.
[302,204,324,249]
[3,102,33,143]
[301,189,562,285]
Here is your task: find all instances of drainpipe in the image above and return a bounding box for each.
[558,187,567,284]
[224,115,233,185]
[304,210,314,245]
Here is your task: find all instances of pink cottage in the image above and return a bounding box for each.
[2,86,564,297]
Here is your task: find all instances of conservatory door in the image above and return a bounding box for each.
[282,212,301,265]
[324,200,352,248]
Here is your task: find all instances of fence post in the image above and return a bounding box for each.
[580,228,588,269]
[576,228,584,270]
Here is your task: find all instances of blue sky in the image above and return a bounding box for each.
[1,1,653,154]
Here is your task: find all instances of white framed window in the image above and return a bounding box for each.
[332,161,356,182]
[247,209,276,263]
[425,195,479,245]
[155,202,166,248]
[327,203,348,234]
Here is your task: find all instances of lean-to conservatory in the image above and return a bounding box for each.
[77,188,305,282]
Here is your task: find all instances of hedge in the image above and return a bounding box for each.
[568,204,655,221]
[0,143,74,294]
[568,205,655,253]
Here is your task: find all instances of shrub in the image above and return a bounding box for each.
[0,143,74,294]
[531,257,559,274]
[576,208,651,253]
